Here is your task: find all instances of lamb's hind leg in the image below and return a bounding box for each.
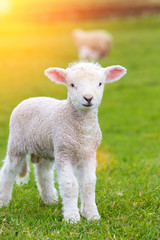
[34,158,58,204]
[0,154,26,208]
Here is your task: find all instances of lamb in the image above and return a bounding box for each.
[0,61,126,222]
[72,29,112,60]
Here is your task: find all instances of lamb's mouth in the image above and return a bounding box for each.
[82,104,93,108]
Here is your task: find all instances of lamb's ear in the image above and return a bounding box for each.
[44,67,67,84]
[104,65,127,83]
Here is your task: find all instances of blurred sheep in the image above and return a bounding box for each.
[72,29,113,60]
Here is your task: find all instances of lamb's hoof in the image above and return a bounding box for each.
[43,195,59,205]
[64,210,80,223]
[41,191,59,205]
[88,213,101,221]
[0,200,4,208]
[0,199,8,208]
[81,209,100,221]
[44,198,59,205]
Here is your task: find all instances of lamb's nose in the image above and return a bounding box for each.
[84,96,93,104]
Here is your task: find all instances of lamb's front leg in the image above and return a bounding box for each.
[77,156,100,221]
[34,158,58,204]
[56,158,80,223]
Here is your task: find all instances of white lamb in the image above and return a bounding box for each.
[0,61,126,222]
[72,29,112,60]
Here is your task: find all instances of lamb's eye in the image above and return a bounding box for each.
[71,83,75,88]
[99,82,102,87]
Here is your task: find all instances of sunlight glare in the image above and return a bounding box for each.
[0,0,11,15]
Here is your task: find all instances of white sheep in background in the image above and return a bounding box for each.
[72,29,113,60]
[0,61,126,222]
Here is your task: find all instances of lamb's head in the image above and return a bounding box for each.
[44,62,127,111]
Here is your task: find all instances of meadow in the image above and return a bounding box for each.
[0,15,160,239]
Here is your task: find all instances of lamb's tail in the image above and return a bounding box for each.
[16,156,30,186]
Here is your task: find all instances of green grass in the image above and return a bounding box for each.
[0,15,160,239]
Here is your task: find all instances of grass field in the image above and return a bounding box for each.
[0,15,160,239]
